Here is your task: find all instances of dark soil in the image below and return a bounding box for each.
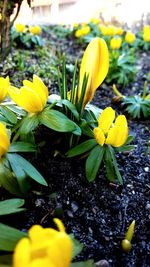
[0,26,150,267]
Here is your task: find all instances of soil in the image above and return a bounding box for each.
[0,26,150,267]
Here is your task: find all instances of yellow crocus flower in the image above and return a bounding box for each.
[110,37,122,50]
[0,123,10,158]
[8,75,48,113]
[125,31,136,44]
[15,23,25,33]
[29,25,41,35]
[0,76,9,103]
[93,107,128,147]
[79,37,109,106]
[13,218,72,267]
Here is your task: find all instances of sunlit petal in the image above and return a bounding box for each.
[98,107,115,134]
[93,127,105,146]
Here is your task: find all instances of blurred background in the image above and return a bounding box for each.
[14,0,150,28]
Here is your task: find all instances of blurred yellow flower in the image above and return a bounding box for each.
[0,76,9,103]
[143,25,150,42]
[116,27,123,35]
[13,218,72,267]
[93,107,128,147]
[73,23,79,29]
[0,123,10,158]
[0,13,2,20]
[15,23,25,33]
[8,75,48,113]
[99,25,108,35]
[107,25,117,36]
[90,17,101,25]
[79,37,109,106]
[110,37,122,50]
[75,26,90,38]
[125,31,136,44]
[29,25,41,35]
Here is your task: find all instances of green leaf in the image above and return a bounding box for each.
[39,109,81,135]
[86,145,105,182]
[0,223,27,251]
[8,154,47,186]
[19,114,39,134]
[9,142,37,153]
[70,234,83,259]
[71,260,95,267]
[7,154,30,194]
[108,146,123,184]
[5,104,26,116]
[0,199,25,216]
[60,99,79,120]
[104,147,116,182]
[66,139,97,157]
[0,162,22,196]
[116,145,135,153]
[0,106,17,124]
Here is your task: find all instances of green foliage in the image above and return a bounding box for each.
[0,223,26,251]
[106,51,137,87]
[11,26,44,49]
[123,95,150,118]
[0,199,25,216]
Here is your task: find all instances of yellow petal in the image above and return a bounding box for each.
[13,238,31,267]
[0,76,9,102]
[98,107,115,134]
[93,127,105,146]
[29,259,55,267]
[23,79,47,108]
[79,37,109,106]
[8,86,43,113]
[47,233,72,267]
[0,123,10,157]
[33,75,48,99]
[54,218,65,232]
[105,115,128,147]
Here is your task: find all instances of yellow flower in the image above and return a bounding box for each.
[143,33,150,42]
[110,37,122,50]
[79,37,109,106]
[29,26,41,35]
[0,123,10,158]
[75,29,82,38]
[0,76,9,102]
[0,13,2,20]
[116,27,123,35]
[73,23,79,29]
[107,25,117,36]
[90,17,101,25]
[13,218,73,267]
[93,107,128,147]
[15,23,25,33]
[125,31,136,44]
[8,75,48,113]
[143,25,150,34]
[99,25,108,36]
[80,26,90,36]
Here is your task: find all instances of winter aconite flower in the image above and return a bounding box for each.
[29,25,41,35]
[79,37,109,106]
[0,123,10,158]
[143,25,150,42]
[0,76,9,102]
[8,75,48,113]
[125,31,136,44]
[110,37,122,50]
[15,23,25,33]
[13,218,72,267]
[93,107,128,147]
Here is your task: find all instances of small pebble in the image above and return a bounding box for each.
[145,203,150,210]
[144,167,149,172]
[96,259,110,267]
